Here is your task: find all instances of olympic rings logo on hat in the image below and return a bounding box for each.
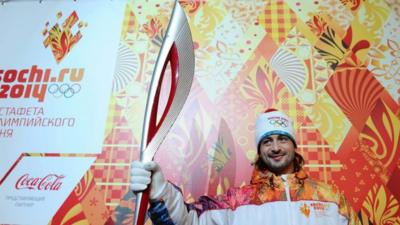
[268,117,289,127]
[48,83,81,98]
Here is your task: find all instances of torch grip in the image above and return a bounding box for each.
[134,188,150,225]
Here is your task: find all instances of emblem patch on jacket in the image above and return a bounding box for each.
[300,203,310,218]
[300,202,330,218]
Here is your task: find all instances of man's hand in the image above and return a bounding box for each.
[130,161,168,201]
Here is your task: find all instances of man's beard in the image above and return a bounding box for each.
[260,150,295,174]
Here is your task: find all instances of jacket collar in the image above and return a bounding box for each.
[250,166,308,188]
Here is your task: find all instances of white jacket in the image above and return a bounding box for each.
[147,168,360,225]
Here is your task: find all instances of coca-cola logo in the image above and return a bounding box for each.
[15,173,65,191]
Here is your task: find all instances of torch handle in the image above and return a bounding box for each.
[134,188,150,225]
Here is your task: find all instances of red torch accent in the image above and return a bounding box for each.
[135,43,179,225]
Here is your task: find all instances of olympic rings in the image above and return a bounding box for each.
[48,83,81,98]
[268,118,288,127]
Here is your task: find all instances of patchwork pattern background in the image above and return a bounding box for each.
[51,0,400,224]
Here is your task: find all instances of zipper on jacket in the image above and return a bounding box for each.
[281,175,293,225]
[281,175,291,201]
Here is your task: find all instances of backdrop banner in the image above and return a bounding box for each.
[1,0,399,225]
[0,1,125,224]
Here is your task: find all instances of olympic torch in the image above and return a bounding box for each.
[133,1,195,225]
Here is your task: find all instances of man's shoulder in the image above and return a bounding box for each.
[304,177,343,200]
[306,176,338,188]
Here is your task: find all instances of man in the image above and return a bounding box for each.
[130,109,361,225]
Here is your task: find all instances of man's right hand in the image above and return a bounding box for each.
[130,161,168,201]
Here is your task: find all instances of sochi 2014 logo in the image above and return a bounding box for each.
[0,11,87,102]
[0,66,84,102]
[43,11,87,64]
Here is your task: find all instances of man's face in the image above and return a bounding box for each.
[259,134,296,174]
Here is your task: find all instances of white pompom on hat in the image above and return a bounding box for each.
[255,108,296,148]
